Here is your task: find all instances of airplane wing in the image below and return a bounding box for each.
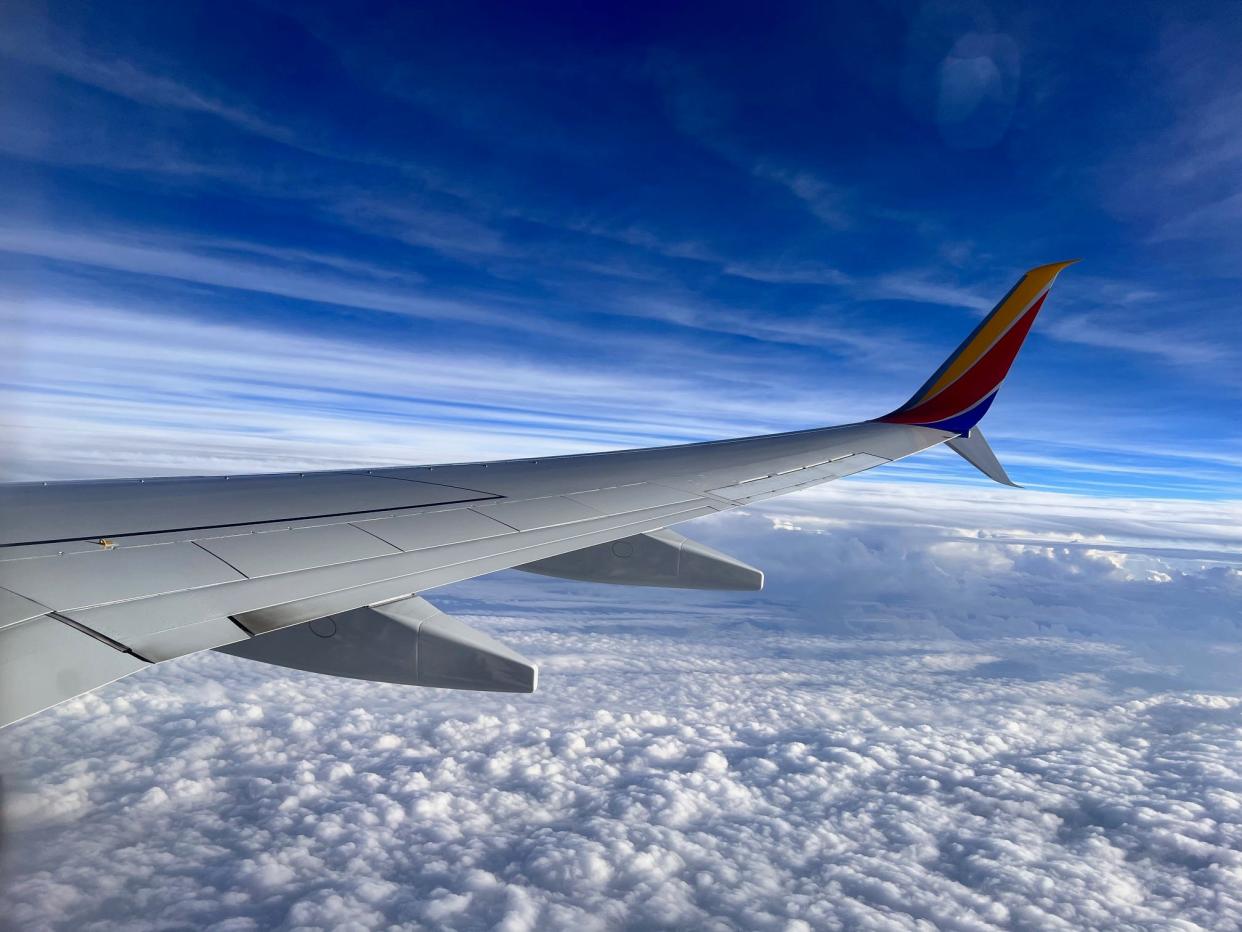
[0,261,1076,727]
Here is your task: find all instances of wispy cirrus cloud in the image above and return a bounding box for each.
[1041,312,1231,370]
[0,226,510,324]
[0,296,888,480]
[865,272,996,312]
[751,162,854,229]
[0,32,293,145]
[5,287,1239,499]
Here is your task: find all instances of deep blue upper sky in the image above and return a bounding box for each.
[2,0,1240,497]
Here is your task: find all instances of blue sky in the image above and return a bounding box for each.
[2,0,1241,499]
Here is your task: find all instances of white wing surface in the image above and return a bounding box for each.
[0,262,1076,726]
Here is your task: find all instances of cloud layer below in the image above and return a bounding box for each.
[3,493,1240,931]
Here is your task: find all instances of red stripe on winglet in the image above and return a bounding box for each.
[882,292,1046,425]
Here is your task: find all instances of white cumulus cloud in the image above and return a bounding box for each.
[2,491,1241,930]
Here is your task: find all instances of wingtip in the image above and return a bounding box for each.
[945,429,1020,488]
[1029,258,1081,277]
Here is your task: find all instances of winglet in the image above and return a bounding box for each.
[946,428,1020,487]
[878,260,1078,434]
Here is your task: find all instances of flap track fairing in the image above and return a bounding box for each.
[516,528,763,591]
[218,595,537,693]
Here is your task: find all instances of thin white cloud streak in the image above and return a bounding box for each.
[0,227,508,326]
[650,54,864,234]
[751,162,853,229]
[520,214,854,287]
[977,448,1242,488]
[0,17,395,176]
[0,23,294,143]
[1102,23,1242,254]
[719,258,850,286]
[756,478,1242,550]
[866,273,995,312]
[602,291,928,371]
[1062,438,1242,473]
[319,193,519,260]
[1042,313,1231,370]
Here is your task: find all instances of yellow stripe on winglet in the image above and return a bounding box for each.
[917,259,1080,404]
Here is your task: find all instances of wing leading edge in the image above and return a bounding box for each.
[0,262,1074,726]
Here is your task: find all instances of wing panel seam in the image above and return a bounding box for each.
[48,611,155,663]
[191,540,252,580]
[353,471,504,498]
[0,494,505,549]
